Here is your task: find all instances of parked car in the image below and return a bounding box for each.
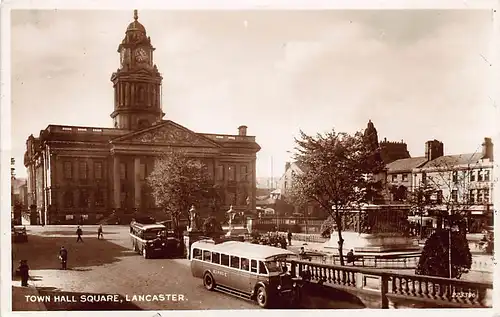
[12,225,28,243]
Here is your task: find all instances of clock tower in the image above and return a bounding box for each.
[110,10,164,130]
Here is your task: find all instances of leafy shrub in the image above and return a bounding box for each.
[202,216,223,235]
[320,216,335,238]
[480,231,494,255]
[415,229,472,279]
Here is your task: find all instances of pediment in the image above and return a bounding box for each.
[112,121,220,148]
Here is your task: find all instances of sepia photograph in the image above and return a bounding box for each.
[3,2,498,314]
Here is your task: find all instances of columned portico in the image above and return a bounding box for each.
[113,155,121,209]
[134,157,141,209]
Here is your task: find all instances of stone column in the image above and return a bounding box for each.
[134,157,141,209]
[113,155,121,209]
[251,159,257,211]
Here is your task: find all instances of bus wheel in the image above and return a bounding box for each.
[203,272,215,291]
[142,248,149,259]
[256,286,269,308]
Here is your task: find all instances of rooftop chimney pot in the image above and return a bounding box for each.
[238,125,248,136]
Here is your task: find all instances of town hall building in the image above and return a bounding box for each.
[24,11,261,225]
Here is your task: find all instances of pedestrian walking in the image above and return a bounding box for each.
[97,225,104,240]
[287,230,292,246]
[76,226,83,242]
[59,246,68,270]
[18,260,29,287]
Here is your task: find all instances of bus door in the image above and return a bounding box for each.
[211,253,231,287]
[228,255,253,293]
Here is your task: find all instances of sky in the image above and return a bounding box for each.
[9,9,498,179]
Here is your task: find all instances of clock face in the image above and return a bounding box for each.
[135,48,149,63]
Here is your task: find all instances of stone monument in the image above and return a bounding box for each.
[225,205,248,238]
[324,204,419,256]
[188,205,200,232]
[183,205,204,259]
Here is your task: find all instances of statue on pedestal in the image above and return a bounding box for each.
[227,205,236,229]
[188,205,200,232]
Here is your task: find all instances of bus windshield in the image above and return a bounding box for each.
[143,229,166,240]
[265,260,283,273]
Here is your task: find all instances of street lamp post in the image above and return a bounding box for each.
[446,223,459,279]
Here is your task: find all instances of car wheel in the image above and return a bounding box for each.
[203,272,215,291]
[256,286,269,308]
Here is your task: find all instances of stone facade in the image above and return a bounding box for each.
[386,137,494,233]
[23,11,260,225]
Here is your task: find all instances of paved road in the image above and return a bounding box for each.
[12,225,362,311]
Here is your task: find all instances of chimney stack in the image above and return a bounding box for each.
[238,125,247,136]
[482,137,494,161]
[425,140,444,161]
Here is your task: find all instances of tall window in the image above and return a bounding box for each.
[64,191,74,207]
[140,163,146,180]
[469,189,475,204]
[80,189,90,207]
[240,165,248,181]
[64,161,72,179]
[478,170,483,182]
[436,190,443,204]
[79,162,88,179]
[228,165,236,181]
[391,174,398,182]
[95,188,104,207]
[484,170,490,181]
[120,163,127,180]
[402,174,408,181]
[484,189,490,203]
[94,162,103,179]
[452,171,458,183]
[477,189,484,203]
[451,190,458,203]
[470,170,476,182]
[216,165,224,181]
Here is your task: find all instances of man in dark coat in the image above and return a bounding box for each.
[287,230,292,246]
[76,226,83,242]
[59,246,68,270]
[346,249,355,265]
[97,225,104,240]
[18,260,29,287]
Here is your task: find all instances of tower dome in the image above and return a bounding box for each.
[126,10,146,34]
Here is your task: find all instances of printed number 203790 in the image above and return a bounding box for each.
[453,291,477,299]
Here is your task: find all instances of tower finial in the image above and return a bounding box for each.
[134,9,138,21]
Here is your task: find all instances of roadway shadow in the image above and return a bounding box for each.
[12,234,135,271]
[295,282,366,309]
[14,287,143,311]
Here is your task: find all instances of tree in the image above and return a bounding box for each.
[147,151,209,233]
[291,129,384,265]
[415,229,472,279]
[407,183,439,238]
[320,216,335,238]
